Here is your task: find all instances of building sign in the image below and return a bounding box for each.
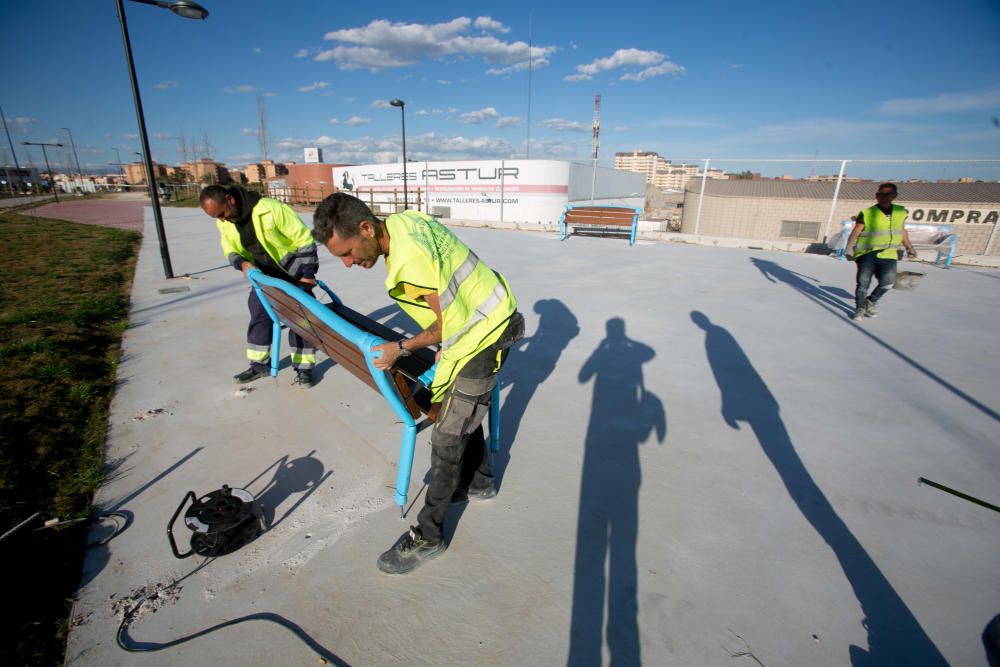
[909,208,999,224]
[304,147,322,164]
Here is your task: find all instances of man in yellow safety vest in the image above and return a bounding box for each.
[846,182,917,321]
[312,193,523,575]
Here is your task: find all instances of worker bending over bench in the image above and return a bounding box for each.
[312,194,524,576]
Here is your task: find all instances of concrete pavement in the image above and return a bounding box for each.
[63,203,1000,666]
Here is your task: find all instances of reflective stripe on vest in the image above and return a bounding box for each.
[856,204,907,257]
[384,211,517,400]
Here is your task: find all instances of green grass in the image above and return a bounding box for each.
[0,211,140,665]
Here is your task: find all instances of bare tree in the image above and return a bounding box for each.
[201,129,213,161]
[257,95,270,162]
[178,129,189,165]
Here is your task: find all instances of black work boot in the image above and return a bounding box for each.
[292,369,314,388]
[451,479,497,504]
[234,365,269,384]
[376,527,446,575]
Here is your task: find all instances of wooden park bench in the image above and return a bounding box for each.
[558,204,642,246]
[833,220,958,268]
[246,269,502,511]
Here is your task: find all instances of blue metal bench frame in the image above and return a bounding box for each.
[833,220,958,268]
[246,269,501,511]
[558,204,642,246]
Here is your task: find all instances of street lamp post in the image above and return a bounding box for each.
[22,141,63,203]
[389,99,407,211]
[61,127,84,194]
[116,0,209,280]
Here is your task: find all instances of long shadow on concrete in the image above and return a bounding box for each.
[691,310,947,666]
[495,299,580,483]
[750,257,999,424]
[568,318,665,666]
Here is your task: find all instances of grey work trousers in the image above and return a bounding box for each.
[416,312,524,543]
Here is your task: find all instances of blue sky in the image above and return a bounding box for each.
[2,0,998,180]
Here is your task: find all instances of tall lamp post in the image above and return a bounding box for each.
[116,0,209,280]
[61,127,84,194]
[389,99,407,210]
[22,141,63,203]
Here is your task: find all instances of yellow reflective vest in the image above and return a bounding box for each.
[216,197,316,279]
[384,211,517,401]
[856,204,908,259]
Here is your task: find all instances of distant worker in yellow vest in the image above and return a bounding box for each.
[845,182,917,321]
[312,194,524,575]
[200,185,319,387]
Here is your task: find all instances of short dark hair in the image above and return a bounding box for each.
[200,184,230,204]
[877,182,898,194]
[312,193,380,244]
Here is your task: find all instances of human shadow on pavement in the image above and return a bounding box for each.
[494,299,580,483]
[568,318,665,667]
[752,257,855,315]
[750,257,1000,423]
[246,451,332,530]
[691,310,947,666]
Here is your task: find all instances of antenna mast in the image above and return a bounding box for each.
[590,94,601,202]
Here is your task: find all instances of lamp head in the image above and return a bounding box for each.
[389,99,405,108]
[168,1,209,19]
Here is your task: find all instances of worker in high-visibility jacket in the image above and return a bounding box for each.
[200,185,319,387]
[846,182,917,321]
[312,193,524,575]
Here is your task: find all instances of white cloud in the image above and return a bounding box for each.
[241,128,258,136]
[315,17,556,72]
[495,116,523,128]
[263,91,278,98]
[461,107,499,124]
[153,80,178,89]
[343,116,370,126]
[877,88,1000,115]
[474,16,510,33]
[8,116,37,134]
[223,85,257,94]
[566,48,685,82]
[437,79,452,85]
[344,97,356,103]
[621,61,686,81]
[294,49,310,58]
[414,109,430,116]
[152,132,178,141]
[486,57,549,76]
[543,118,590,132]
[447,107,457,113]
[253,47,262,54]
[371,99,392,109]
[123,133,138,140]
[432,109,443,114]
[329,117,339,124]
[298,81,330,93]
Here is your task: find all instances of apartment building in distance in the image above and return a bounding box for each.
[125,160,168,184]
[245,159,292,183]
[615,150,727,191]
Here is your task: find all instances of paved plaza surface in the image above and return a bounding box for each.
[56,202,999,666]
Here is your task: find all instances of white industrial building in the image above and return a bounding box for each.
[332,159,646,224]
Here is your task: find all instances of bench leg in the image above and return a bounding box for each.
[629,223,637,246]
[269,321,281,377]
[395,423,417,510]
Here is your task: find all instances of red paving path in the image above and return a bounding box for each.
[27,199,148,233]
